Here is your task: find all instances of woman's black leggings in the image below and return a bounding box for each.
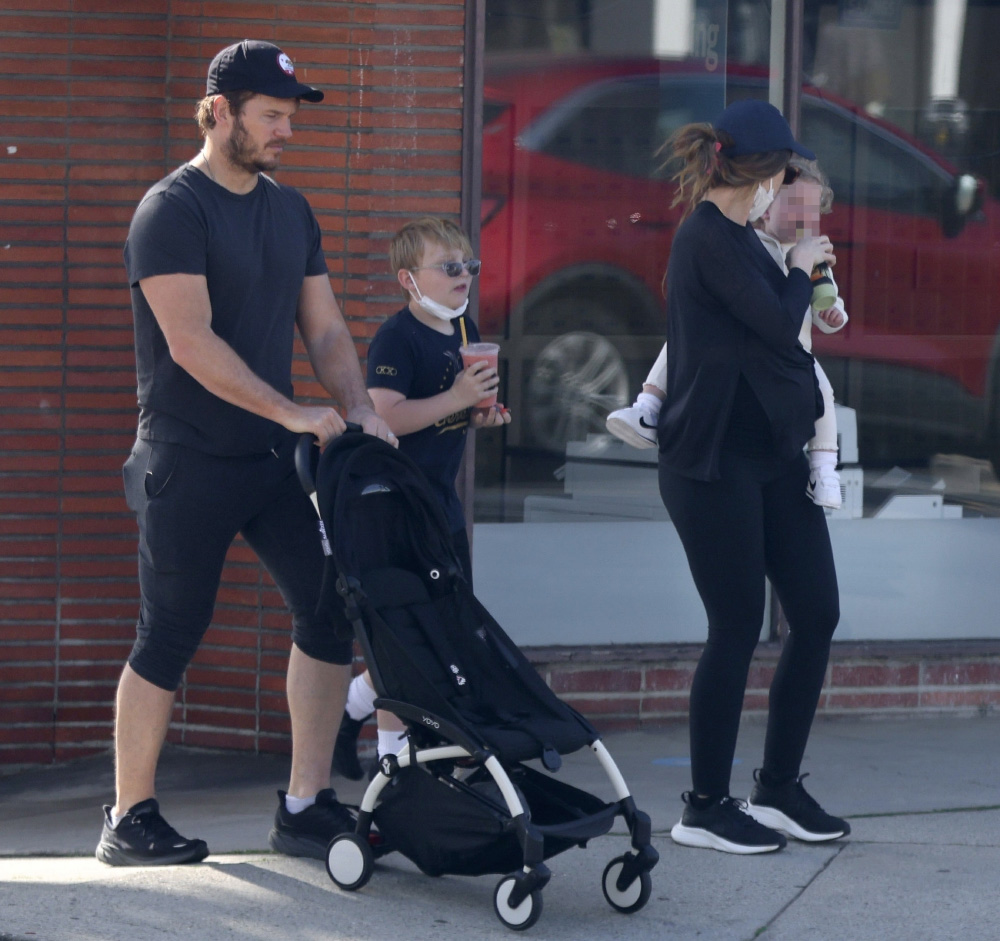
[659,450,840,798]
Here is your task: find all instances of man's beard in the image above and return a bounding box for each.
[223,114,280,174]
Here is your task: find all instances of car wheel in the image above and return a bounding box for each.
[524,330,630,451]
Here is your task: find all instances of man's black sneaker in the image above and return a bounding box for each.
[670,792,787,854]
[268,788,357,859]
[746,770,851,842]
[332,712,369,781]
[95,798,209,866]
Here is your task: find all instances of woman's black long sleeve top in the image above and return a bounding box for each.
[657,200,822,480]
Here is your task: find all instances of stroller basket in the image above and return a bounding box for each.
[373,763,618,878]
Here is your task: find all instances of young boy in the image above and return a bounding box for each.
[333,217,511,778]
[606,157,848,509]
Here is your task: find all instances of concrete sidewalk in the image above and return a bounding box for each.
[2,716,998,941]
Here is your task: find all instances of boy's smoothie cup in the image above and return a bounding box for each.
[459,342,500,408]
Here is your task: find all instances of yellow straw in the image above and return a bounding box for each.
[459,316,468,347]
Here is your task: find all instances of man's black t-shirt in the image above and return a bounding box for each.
[124,164,328,455]
[366,307,480,532]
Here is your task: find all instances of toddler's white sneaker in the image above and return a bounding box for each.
[807,470,842,509]
[606,404,658,449]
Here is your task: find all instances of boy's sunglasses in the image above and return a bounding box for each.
[782,165,801,186]
[410,259,482,278]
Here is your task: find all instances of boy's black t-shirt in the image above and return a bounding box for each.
[124,164,328,455]
[366,307,480,532]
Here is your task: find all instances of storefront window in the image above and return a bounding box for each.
[473,0,1000,645]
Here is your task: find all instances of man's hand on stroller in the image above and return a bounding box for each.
[346,405,399,448]
[284,403,348,447]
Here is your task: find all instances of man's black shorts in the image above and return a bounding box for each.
[123,434,353,691]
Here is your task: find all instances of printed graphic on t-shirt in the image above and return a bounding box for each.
[435,350,468,434]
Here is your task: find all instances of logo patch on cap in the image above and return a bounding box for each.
[277,52,295,76]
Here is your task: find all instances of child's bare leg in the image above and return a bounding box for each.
[644,344,668,392]
[806,363,842,509]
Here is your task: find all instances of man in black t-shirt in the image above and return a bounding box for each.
[96,40,396,867]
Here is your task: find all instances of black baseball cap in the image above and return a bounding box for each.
[715,99,815,160]
[206,40,324,103]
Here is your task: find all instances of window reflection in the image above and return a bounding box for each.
[478,0,1000,530]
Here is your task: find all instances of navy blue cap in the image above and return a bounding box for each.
[715,99,814,160]
[206,40,323,103]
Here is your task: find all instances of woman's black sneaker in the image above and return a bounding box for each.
[95,798,209,866]
[670,792,787,854]
[746,770,850,842]
[268,788,357,859]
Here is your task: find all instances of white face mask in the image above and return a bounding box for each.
[748,179,776,222]
[408,281,468,321]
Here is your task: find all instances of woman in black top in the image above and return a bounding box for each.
[658,100,850,854]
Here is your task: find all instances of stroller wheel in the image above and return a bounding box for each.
[326,833,374,891]
[601,854,652,914]
[493,875,543,931]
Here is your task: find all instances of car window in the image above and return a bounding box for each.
[801,98,950,216]
[655,78,729,146]
[523,70,951,220]
[530,75,726,180]
[533,78,662,178]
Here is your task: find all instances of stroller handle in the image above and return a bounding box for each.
[294,424,365,495]
[294,434,319,495]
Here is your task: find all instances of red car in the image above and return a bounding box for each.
[478,56,996,482]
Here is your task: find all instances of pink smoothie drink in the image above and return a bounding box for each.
[459,342,500,408]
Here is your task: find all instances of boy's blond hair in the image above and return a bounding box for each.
[390,217,473,299]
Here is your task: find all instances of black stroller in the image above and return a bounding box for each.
[295,430,658,931]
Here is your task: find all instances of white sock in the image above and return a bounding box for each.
[284,793,317,814]
[808,449,838,473]
[377,728,406,757]
[636,392,662,419]
[109,809,124,829]
[345,673,377,721]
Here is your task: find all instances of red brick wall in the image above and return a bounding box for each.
[0,0,467,768]
[347,641,1000,764]
[528,642,1000,731]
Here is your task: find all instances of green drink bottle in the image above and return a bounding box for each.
[810,263,837,310]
